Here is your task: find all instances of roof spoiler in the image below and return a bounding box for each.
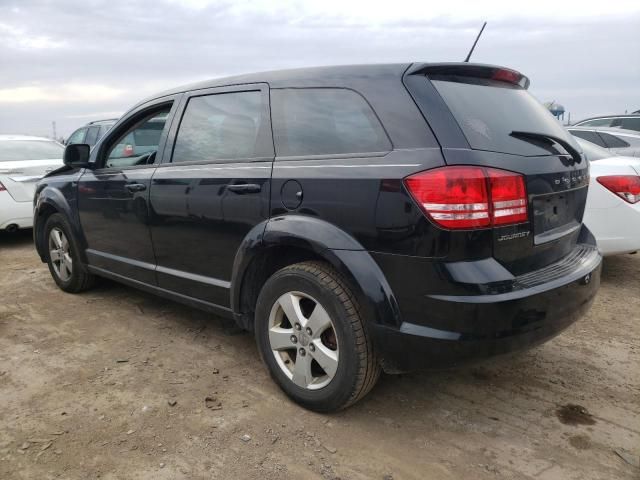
[407,63,530,89]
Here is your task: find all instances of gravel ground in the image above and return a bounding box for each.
[0,229,638,480]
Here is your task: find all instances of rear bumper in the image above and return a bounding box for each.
[584,202,640,256]
[0,191,33,230]
[370,243,601,372]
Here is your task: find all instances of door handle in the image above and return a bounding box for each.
[125,183,147,192]
[227,183,261,194]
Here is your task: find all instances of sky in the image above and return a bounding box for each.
[0,0,639,139]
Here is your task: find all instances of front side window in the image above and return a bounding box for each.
[67,128,87,145]
[620,118,640,132]
[271,88,391,157]
[172,91,269,163]
[102,107,171,169]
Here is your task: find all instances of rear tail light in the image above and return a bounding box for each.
[404,166,528,230]
[597,175,640,204]
[124,144,134,157]
[0,181,6,192]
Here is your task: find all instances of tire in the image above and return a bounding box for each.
[44,213,95,293]
[255,261,380,412]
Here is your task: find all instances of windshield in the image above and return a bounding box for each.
[574,137,613,161]
[431,78,578,156]
[0,140,64,162]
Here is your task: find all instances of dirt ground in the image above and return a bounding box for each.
[0,230,638,480]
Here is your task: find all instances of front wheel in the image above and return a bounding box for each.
[44,213,94,293]
[255,261,380,412]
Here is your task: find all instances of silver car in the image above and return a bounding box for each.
[567,126,640,157]
[572,114,640,132]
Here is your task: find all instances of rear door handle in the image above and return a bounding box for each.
[227,183,261,194]
[125,183,147,192]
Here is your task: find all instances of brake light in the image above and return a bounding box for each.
[404,166,528,230]
[597,175,640,204]
[491,68,526,87]
[0,181,5,192]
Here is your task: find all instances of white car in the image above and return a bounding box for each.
[577,138,640,256]
[0,135,64,231]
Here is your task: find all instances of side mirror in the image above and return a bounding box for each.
[63,144,91,168]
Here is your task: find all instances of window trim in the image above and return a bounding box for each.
[270,86,393,161]
[162,83,274,166]
[91,95,180,171]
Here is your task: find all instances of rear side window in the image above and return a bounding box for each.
[430,78,578,156]
[569,130,607,147]
[271,88,391,157]
[598,132,630,148]
[172,91,270,163]
[84,126,100,146]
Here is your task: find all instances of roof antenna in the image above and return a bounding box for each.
[464,21,487,62]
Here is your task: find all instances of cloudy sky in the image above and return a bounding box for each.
[1,0,638,138]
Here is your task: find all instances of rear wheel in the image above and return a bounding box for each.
[255,261,380,412]
[44,213,94,293]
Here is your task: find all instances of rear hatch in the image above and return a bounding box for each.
[0,139,64,202]
[404,64,589,274]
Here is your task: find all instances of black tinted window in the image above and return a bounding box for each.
[84,126,100,146]
[172,91,269,163]
[599,132,630,148]
[569,130,607,147]
[431,78,578,156]
[620,118,640,132]
[271,88,390,157]
[103,107,171,168]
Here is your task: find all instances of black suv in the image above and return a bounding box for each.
[34,63,601,412]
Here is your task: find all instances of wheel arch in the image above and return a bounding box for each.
[230,215,402,332]
[34,186,86,264]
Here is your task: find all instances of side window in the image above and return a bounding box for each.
[102,107,171,169]
[84,126,101,146]
[598,132,630,148]
[67,128,87,145]
[620,118,640,132]
[172,91,268,163]
[568,130,607,147]
[271,88,391,157]
[578,118,612,127]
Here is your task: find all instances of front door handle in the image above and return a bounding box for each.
[125,183,147,192]
[227,183,261,194]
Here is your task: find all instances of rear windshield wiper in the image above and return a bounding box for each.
[510,131,582,164]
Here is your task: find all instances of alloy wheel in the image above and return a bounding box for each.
[49,227,72,282]
[268,291,339,390]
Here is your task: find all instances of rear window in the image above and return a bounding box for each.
[0,140,63,162]
[577,118,612,127]
[271,88,391,157]
[430,78,577,156]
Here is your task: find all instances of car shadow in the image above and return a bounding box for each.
[0,228,34,248]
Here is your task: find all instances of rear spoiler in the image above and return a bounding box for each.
[406,63,530,89]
